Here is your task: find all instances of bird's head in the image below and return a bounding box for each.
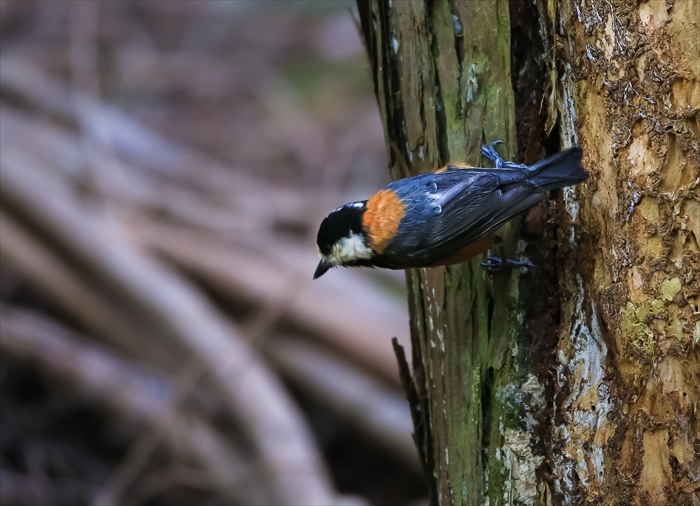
[314,201,372,279]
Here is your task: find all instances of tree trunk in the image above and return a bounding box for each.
[358,1,699,505]
[358,1,555,505]
[551,1,700,504]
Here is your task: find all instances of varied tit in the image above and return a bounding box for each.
[313,142,588,279]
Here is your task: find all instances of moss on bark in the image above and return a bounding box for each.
[358,1,554,504]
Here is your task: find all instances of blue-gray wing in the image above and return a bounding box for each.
[385,167,545,264]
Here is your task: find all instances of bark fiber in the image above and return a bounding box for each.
[551,1,700,504]
[358,0,699,505]
[359,1,553,505]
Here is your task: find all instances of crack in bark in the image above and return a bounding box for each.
[426,3,449,166]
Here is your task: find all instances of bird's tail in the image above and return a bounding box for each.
[527,147,587,191]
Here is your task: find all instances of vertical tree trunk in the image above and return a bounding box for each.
[359,0,699,505]
[551,1,699,504]
[358,2,555,505]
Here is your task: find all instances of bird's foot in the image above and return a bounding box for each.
[480,255,535,273]
[481,140,505,167]
[480,140,528,169]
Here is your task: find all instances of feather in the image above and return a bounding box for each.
[376,148,586,267]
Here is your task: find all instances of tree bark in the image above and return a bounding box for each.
[358,0,699,505]
[358,2,554,505]
[551,1,700,504]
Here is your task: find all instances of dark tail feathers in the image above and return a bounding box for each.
[528,147,587,191]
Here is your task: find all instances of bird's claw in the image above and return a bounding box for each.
[480,256,535,273]
[481,140,505,168]
[480,140,528,169]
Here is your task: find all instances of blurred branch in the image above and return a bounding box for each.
[0,210,173,368]
[0,89,317,238]
[133,219,408,385]
[69,1,125,205]
[0,66,410,380]
[267,336,420,471]
[0,58,322,206]
[0,151,337,506]
[91,356,207,506]
[70,1,100,97]
[0,468,52,506]
[0,5,423,501]
[129,466,219,504]
[0,307,265,504]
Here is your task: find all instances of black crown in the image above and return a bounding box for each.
[316,202,366,255]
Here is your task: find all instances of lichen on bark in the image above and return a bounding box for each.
[551,0,700,504]
[358,1,555,505]
[359,0,698,504]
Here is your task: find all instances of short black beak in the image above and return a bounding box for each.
[313,259,332,279]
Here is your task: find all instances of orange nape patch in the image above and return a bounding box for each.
[362,189,405,254]
[435,162,474,173]
[430,235,495,266]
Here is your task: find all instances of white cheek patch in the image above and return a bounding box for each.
[326,232,372,265]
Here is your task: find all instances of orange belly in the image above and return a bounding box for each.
[429,235,494,266]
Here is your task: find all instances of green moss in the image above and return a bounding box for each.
[622,302,656,363]
[660,277,682,302]
[635,298,666,321]
[363,0,530,503]
[651,298,666,314]
[668,317,684,340]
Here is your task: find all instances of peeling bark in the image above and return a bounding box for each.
[358,0,698,505]
[551,1,700,504]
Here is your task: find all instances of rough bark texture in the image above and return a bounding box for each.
[359,1,699,505]
[358,2,554,505]
[550,1,700,504]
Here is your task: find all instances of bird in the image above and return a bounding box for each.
[313,142,587,279]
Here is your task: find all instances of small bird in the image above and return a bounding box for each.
[313,142,587,279]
